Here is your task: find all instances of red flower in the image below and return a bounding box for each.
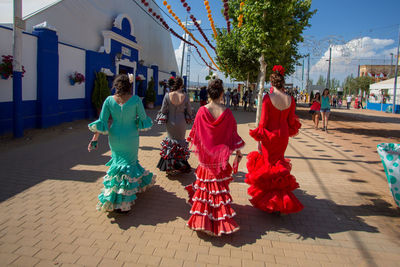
[272,65,285,76]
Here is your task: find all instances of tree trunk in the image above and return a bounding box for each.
[255,55,267,126]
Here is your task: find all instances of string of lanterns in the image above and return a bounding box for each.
[203,1,219,39]
[238,1,245,27]
[137,0,215,70]
[176,0,215,51]
[163,0,220,70]
[222,0,231,33]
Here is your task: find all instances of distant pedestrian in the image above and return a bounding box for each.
[225,88,232,107]
[232,89,239,110]
[332,95,337,108]
[321,88,332,132]
[346,95,352,109]
[247,90,253,111]
[243,90,249,111]
[358,95,363,109]
[199,86,208,106]
[309,92,321,129]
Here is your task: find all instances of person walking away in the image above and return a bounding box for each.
[247,90,253,111]
[309,92,321,129]
[332,95,337,108]
[199,86,208,106]
[225,88,231,107]
[185,78,245,236]
[156,77,194,174]
[245,65,303,215]
[321,88,332,132]
[232,89,239,110]
[346,95,352,109]
[243,90,249,111]
[88,74,155,213]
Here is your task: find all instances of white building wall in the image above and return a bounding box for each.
[147,68,153,82]
[0,28,12,102]
[24,0,178,74]
[22,33,38,101]
[0,27,37,102]
[58,43,86,100]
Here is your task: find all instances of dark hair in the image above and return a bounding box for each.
[270,72,285,89]
[323,88,329,96]
[314,92,321,101]
[170,76,183,92]
[113,74,131,96]
[207,79,224,100]
[167,77,175,88]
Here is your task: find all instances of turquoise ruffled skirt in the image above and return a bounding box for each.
[97,159,155,212]
[377,143,400,208]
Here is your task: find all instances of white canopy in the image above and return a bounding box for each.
[370,77,400,90]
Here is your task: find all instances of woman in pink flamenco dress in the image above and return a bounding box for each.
[246,65,303,215]
[185,78,245,236]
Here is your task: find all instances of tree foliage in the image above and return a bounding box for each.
[215,0,316,82]
[92,72,110,112]
[342,75,375,95]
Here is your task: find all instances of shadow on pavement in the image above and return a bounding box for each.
[0,130,110,202]
[196,190,400,247]
[107,185,190,229]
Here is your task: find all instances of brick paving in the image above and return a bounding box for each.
[0,104,399,266]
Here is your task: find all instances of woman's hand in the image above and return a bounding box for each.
[88,133,99,152]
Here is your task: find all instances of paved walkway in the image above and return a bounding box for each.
[0,104,399,267]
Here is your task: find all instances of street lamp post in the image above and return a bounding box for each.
[13,0,24,138]
[326,47,332,89]
[392,26,400,114]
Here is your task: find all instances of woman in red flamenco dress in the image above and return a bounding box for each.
[246,65,303,215]
[185,78,245,236]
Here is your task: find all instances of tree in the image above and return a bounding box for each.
[316,75,326,86]
[342,75,374,96]
[145,77,156,104]
[216,0,316,124]
[355,76,375,95]
[92,72,110,114]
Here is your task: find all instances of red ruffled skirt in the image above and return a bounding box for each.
[185,165,239,236]
[245,151,304,214]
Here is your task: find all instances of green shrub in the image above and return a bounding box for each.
[145,77,156,103]
[92,72,110,112]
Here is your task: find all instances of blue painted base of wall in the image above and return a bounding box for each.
[0,99,89,135]
[366,101,400,114]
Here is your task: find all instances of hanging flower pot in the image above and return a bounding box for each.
[69,71,85,86]
[1,73,9,80]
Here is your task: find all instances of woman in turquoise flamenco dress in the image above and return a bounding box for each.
[88,74,155,213]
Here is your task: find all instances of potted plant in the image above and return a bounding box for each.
[145,77,156,109]
[92,71,110,116]
[0,55,25,79]
[69,71,85,85]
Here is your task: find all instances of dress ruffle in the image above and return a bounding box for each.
[185,165,239,236]
[88,120,109,135]
[137,116,153,131]
[97,160,155,212]
[249,127,277,143]
[157,137,191,172]
[288,115,301,137]
[245,151,303,214]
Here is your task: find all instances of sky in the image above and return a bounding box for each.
[1,0,400,89]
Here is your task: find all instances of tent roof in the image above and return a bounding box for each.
[0,0,62,23]
[370,76,400,90]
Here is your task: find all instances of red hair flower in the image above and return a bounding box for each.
[272,65,285,76]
